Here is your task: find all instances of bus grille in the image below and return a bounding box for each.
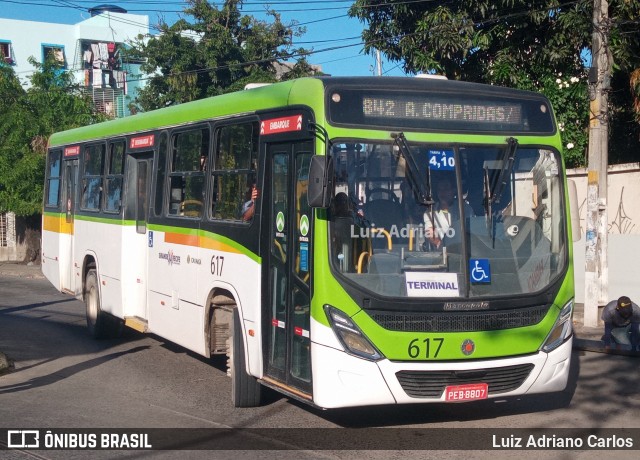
[370,304,550,332]
[396,363,535,398]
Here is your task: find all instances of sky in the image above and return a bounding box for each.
[0,0,407,77]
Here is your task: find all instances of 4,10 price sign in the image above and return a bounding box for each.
[428,149,455,171]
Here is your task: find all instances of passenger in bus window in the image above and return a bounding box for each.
[242,181,258,221]
[602,296,640,351]
[424,174,474,249]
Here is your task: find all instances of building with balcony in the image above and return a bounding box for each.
[1,6,150,261]
[0,5,149,118]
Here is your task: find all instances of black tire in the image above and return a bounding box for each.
[230,309,262,407]
[85,269,123,339]
[85,269,107,339]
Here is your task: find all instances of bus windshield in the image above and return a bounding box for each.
[328,141,567,299]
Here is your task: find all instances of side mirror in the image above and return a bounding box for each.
[567,179,581,242]
[307,155,333,208]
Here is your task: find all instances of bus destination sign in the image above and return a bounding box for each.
[363,97,522,125]
[328,88,555,134]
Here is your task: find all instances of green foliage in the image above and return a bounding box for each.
[129,0,318,111]
[0,58,106,215]
[533,73,590,168]
[350,0,640,167]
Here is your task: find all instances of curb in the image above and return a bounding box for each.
[0,265,45,280]
[573,338,640,357]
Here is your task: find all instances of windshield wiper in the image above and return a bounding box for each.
[491,137,518,205]
[391,132,433,206]
[483,137,518,244]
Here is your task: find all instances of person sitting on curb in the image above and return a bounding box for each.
[601,296,640,351]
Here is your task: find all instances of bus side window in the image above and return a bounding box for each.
[45,149,62,208]
[168,127,209,218]
[211,121,258,222]
[104,141,125,213]
[81,143,105,211]
[153,132,168,217]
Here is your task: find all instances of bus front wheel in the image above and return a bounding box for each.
[228,309,262,407]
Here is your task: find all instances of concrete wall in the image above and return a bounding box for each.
[568,163,640,303]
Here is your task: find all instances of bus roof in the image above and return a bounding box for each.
[48,77,315,147]
[48,76,553,147]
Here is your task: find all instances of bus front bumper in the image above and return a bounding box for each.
[310,328,572,409]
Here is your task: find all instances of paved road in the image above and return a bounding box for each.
[1,275,639,459]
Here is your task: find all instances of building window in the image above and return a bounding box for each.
[80,40,127,91]
[0,41,14,65]
[42,44,65,67]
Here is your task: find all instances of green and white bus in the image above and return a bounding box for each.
[42,76,574,409]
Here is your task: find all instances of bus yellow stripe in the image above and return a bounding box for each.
[43,214,74,235]
[164,232,199,247]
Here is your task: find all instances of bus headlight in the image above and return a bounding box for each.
[541,299,574,353]
[324,306,383,361]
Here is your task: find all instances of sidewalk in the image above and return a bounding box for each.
[0,261,45,280]
[0,261,635,357]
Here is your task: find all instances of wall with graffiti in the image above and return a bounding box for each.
[569,163,640,304]
[568,162,640,236]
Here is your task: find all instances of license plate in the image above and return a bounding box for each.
[444,383,488,402]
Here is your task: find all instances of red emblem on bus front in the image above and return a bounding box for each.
[461,339,475,356]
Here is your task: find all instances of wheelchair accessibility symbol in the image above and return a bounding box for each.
[470,259,491,283]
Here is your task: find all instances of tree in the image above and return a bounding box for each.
[0,57,105,216]
[350,0,640,168]
[129,0,317,111]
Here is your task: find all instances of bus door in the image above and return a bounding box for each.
[61,158,78,294]
[127,152,153,321]
[263,142,313,395]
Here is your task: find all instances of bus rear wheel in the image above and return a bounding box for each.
[228,309,262,407]
[85,269,122,339]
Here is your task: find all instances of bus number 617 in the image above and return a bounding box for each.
[408,337,444,359]
[211,254,224,277]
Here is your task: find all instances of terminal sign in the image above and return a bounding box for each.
[260,115,303,135]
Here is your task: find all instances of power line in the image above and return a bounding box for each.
[3,0,603,83]
[0,0,447,15]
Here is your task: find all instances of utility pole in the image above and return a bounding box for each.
[376,49,383,76]
[584,0,610,327]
